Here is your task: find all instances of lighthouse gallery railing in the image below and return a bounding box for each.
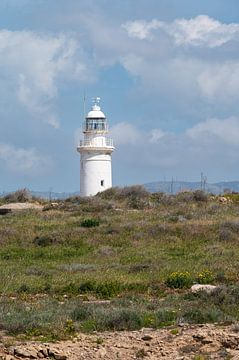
[79,138,114,147]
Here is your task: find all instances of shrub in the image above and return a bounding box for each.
[196,270,215,284]
[193,190,208,202]
[97,187,121,200]
[33,235,54,247]
[155,309,177,327]
[95,282,122,298]
[175,191,194,203]
[182,307,222,324]
[80,218,100,227]
[71,304,91,321]
[17,284,31,293]
[3,188,32,203]
[79,281,96,293]
[127,197,148,209]
[165,271,193,289]
[222,221,239,233]
[218,228,234,241]
[97,308,143,331]
[99,185,149,201]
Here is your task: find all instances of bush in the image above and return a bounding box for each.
[80,219,100,227]
[196,270,215,284]
[193,190,208,202]
[33,235,54,247]
[182,307,222,324]
[155,309,177,327]
[99,186,149,201]
[127,196,148,210]
[165,271,193,289]
[175,191,194,203]
[3,188,32,203]
[78,281,96,293]
[95,282,122,298]
[97,308,143,331]
[221,221,239,233]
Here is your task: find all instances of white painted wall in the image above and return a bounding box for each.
[80,151,112,197]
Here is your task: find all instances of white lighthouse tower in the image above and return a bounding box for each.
[77,97,115,197]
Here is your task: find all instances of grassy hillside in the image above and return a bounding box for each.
[0,187,239,340]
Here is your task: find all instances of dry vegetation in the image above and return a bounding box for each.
[0,187,239,340]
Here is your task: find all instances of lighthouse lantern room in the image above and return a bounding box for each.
[77,98,115,197]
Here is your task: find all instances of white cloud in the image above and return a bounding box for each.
[149,129,167,143]
[111,122,142,145]
[0,30,92,128]
[164,15,239,48]
[0,143,50,173]
[197,62,239,102]
[122,15,239,48]
[187,117,239,146]
[113,117,239,182]
[122,19,162,40]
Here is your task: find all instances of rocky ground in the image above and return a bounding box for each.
[1,324,239,360]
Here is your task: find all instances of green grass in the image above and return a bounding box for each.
[0,188,239,338]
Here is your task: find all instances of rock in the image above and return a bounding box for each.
[47,349,67,360]
[221,336,239,349]
[141,335,153,341]
[97,348,107,358]
[0,203,43,211]
[191,284,217,294]
[37,351,45,358]
[53,354,67,360]
[14,348,38,358]
[40,348,49,357]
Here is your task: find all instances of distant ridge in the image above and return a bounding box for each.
[144,181,239,195]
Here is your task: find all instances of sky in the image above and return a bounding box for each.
[0,0,239,192]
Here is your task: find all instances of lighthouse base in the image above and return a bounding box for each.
[80,152,112,197]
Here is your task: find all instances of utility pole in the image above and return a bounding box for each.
[200,172,207,192]
[170,177,174,194]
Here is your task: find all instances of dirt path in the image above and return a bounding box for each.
[1,324,239,359]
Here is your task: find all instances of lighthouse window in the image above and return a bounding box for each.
[101,180,104,187]
[85,119,107,132]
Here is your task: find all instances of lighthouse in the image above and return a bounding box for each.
[77,97,115,197]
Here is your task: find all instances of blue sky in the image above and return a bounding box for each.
[0,0,239,192]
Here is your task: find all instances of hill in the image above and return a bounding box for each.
[144,180,239,194]
[0,187,239,358]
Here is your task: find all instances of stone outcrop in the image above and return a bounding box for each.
[0,324,238,359]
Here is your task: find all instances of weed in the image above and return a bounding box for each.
[80,219,100,227]
[96,337,104,345]
[136,348,147,358]
[165,272,193,289]
[196,270,215,284]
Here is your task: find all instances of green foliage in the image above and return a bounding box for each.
[1,186,239,338]
[78,281,122,298]
[182,307,222,324]
[64,319,75,335]
[196,270,215,284]
[80,218,100,227]
[78,281,96,293]
[165,271,193,289]
[155,309,177,326]
[33,235,54,247]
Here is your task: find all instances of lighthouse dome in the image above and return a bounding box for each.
[86,104,105,119]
